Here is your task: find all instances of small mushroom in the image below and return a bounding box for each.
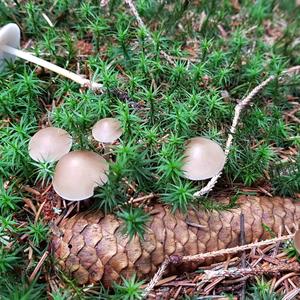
[28,127,72,162]
[0,23,102,90]
[52,151,109,201]
[0,22,19,70]
[92,118,123,144]
[181,137,225,180]
[294,229,300,254]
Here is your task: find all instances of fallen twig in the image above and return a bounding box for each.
[203,262,300,280]
[29,250,49,283]
[274,272,300,290]
[194,65,300,197]
[124,0,175,66]
[143,257,170,297]
[282,288,300,300]
[143,233,294,297]
[34,199,47,224]
[180,234,293,263]
[128,193,156,204]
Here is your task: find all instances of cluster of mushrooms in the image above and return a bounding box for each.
[0,22,226,199]
[29,119,226,201]
[3,21,300,258]
[0,23,226,201]
[28,118,123,201]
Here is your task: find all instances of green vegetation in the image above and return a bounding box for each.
[111,275,144,300]
[0,0,299,298]
[117,206,150,239]
[247,277,282,300]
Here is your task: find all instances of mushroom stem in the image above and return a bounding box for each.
[102,143,111,159]
[0,44,103,90]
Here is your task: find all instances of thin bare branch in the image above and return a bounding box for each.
[143,257,170,298]
[143,233,294,297]
[181,234,293,262]
[29,250,49,283]
[203,262,300,280]
[194,65,300,197]
[124,0,175,66]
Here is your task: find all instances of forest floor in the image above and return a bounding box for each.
[0,0,300,299]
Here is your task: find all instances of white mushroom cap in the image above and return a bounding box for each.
[181,137,226,180]
[92,118,122,143]
[28,127,72,162]
[53,151,109,201]
[294,230,300,254]
[0,23,20,70]
[0,23,102,89]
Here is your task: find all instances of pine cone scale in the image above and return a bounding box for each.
[52,196,300,287]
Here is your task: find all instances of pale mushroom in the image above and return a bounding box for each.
[0,23,102,90]
[294,229,300,254]
[92,118,123,144]
[28,127,72,162]
[52,151,109,201]
[181,137,225,180]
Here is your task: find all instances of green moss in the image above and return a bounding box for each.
[0,0,299,298]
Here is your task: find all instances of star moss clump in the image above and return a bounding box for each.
[0,0,299,298]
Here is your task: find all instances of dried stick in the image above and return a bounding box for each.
[204,262,300,280]
[29,250,49,282]
[143,258,170,297]
[282,288,300,300]
[128,193,156,204]
[34,199,47,224]
[194,65,300,197]
[124,0,175,66]
[142,233,294,297]
[180,234,293,263]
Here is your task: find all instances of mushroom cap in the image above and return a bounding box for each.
[181,137,226,180]
[52,151,109,201]
[92,118,122,143]
[28,127,72,162]
[0,23,20,71]
[294,230,300,254]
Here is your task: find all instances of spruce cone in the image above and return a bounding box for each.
[51,196,300,287]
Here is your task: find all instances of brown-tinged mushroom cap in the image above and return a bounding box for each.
[28,127,72,162]
[0,23,20,70]
[294,230,300,254]
[181,137,225,180]
[0,23,102,89]
[92,118,122,143]
[52,151,109,201]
